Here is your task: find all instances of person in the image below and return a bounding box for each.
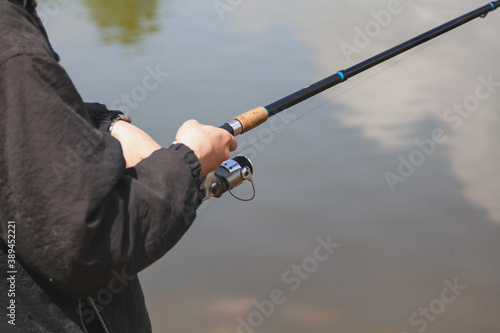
[0,0,237,332]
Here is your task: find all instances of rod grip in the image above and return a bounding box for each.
[219,122,234,135]
[234,107,269,133]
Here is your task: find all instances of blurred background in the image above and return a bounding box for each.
[42,0,499,332]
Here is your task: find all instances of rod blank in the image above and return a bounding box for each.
[221,1,499,136]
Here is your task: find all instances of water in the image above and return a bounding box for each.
[43,0,500,332]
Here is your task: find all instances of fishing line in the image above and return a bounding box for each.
[233,39,439,155]
[220,1,500,137]
[202,1,500,201]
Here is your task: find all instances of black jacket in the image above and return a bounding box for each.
[0,1,205,331]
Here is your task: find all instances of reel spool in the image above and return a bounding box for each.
[203,155,255,201]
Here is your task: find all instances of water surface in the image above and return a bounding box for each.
[44,0,500,332]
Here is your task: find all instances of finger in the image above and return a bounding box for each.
[217,127,238,151]
[229,136,238,151]
[185,119,200,126]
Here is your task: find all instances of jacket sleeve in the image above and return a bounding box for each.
[0,52,205,299]
[84,102,124,133]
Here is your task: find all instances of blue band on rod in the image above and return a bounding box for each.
[263,107,270,116]
[490,3,495,9]
[337,71,345,82]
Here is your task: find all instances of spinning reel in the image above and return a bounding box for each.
[203,155,255,201]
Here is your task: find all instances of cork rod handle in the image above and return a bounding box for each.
[234,107,269,133]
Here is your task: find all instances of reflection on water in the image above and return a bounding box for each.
[281,0,500,224]
[49,0,500,332]
[82,0,162,45]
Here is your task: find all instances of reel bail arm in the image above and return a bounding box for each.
[202,155,255,201]
[210,1,499,201]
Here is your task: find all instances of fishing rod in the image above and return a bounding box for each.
[203,1,500,201]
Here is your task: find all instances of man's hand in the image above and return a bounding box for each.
[110,121,162,168]
[111,119,237,177]
[174,119,237,177]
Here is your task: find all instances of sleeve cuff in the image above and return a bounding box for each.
[84,103,123,133]
[167,143,205,197]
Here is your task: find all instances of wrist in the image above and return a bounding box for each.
[109,114,132,134]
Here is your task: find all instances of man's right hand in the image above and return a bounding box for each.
[174,119,238,177]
